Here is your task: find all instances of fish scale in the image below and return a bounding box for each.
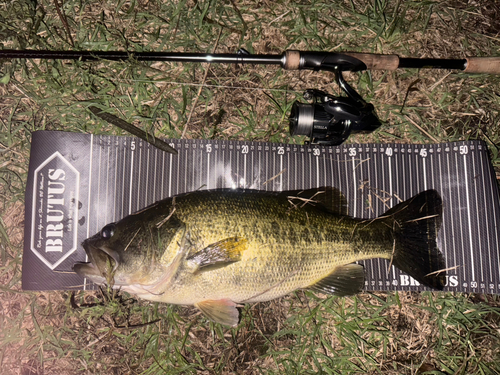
[167,194,373,300]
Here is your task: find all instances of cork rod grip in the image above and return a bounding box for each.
[283,50,301,70]
[465,57,500,74]
[343,52,400,70]
[283,50,400,71]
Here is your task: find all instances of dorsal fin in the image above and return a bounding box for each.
[279,187,349,216]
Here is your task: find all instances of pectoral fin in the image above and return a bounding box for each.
[309,263,365,296]
[187,237,247,273]
[195,299,240,327]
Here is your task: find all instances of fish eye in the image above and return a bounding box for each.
[100,224,115,239]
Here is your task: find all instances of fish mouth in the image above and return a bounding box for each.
[73,241,120,285]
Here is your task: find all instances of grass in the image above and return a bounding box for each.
[1,0,500,374]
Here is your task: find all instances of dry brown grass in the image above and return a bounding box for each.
[1,0,500,374]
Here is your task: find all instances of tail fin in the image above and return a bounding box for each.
[383,190,446,290]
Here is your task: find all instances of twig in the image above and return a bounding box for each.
[53,0,74,47]
[88,106,178,155]
[405,115,439,143]
[262,169,286,186]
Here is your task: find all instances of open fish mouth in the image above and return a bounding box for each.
[73,241,120,285]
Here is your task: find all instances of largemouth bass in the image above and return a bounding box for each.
[74,187,445,326]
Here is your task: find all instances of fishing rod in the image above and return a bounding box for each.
[2,48,499,72]
[2,48,499,147]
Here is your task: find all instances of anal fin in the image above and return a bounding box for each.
[195,299,240,327]
[309,263,365,297]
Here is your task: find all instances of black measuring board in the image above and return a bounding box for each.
[23,131,500,294]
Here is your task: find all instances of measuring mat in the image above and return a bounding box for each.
[22,131,500,294]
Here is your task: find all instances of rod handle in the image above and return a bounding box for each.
[465,57,500,74]
[283,50,301,70]
[342,52,400,70]
[283,50,400,71]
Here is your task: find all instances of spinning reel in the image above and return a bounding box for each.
[288,55,382,146]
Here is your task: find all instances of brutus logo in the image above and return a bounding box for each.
[31,152,80,269]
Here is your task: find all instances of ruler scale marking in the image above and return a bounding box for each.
[96,139,102,234]
[83,134,94,290]
[389,147,397,283]
[113,141,119,221]
[105,142,110,224]
[480,148,494,288]
[470,147,484,286]
[415,145,421,289]
[445,151,458,278]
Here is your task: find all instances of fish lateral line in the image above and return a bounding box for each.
[241,267,301,303]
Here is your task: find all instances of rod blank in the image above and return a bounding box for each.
[0,49,284,65]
